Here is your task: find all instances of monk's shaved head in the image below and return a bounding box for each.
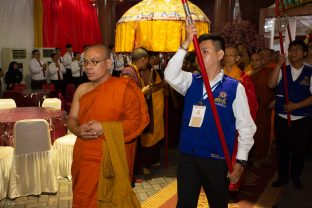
[85,44,109,59]
[131,47,149,62]
[225,46,239,56]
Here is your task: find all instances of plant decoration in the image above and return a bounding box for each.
[217,19,259,53]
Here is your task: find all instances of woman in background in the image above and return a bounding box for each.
[5,61,23,90]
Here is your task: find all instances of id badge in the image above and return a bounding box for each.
[189,105,206,128]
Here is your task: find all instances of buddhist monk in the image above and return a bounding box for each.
[67,44,149,208]
[140,52,166,171]
[223,46,243,80]
[260,48,277,70]
[223,46,258,120]
[247,53,275,166]
[222,46,257,191]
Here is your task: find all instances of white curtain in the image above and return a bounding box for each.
[0,0,34,68]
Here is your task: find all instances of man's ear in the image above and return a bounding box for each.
[105,58,112,69]
[235,55,241,64]
[218,50,224,62]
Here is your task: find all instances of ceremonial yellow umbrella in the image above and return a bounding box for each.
[114,0,210,52]
[115,0,210,168]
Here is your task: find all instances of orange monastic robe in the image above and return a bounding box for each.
[249,66,275,159]
[71,77,149,208]
[224,65,242,80]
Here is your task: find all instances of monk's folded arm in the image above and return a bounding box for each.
[67,116,82,137]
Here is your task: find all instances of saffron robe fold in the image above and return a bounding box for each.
[141,72,165,147]
[250,67,275,159]
[72,77,149,208]
[97,122,141,208]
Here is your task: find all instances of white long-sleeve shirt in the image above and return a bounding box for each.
[71,60,81,77]
[164,49,256,161]
[277,64,312,120]
[62,52,73,68]
[48,62,66,80]
[29,58,47,80]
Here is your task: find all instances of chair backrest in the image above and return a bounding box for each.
[2,90,27,107]
[0,98,17,109]
[42,83,55,91]
[14,119,51,155]
[12,84,27,91]
[42,98,62,109]
[65,84,75,102]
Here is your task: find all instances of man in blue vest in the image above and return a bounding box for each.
[268,40,312,189]
[164,19,256,208]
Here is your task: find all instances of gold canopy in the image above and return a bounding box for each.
[115,0,210,52]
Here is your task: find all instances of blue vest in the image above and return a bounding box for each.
[179,74,238,159]
[275,65,312,116]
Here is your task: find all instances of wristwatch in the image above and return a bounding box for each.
[236,159,247,167]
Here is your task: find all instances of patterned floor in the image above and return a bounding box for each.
[1,147,312,208]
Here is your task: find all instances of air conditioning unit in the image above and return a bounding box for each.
[1,48,30,87]
[39,48,56,64]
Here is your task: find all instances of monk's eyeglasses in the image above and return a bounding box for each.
[80,58,109,67]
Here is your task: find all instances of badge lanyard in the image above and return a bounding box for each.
[198,81,221,106]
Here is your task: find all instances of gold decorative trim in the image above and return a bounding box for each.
[141,180,177,208]
[141,175,281,208]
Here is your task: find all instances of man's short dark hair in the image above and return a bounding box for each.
[51,53,57,58]
[288,39,308,52]
[32,49,39,55]
[65,43,72,49]
[73,52,80,57]
[198,34,225,51]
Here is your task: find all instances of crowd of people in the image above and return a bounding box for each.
[28,44,90,92]
[1,20,311,208]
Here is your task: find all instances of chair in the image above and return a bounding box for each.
[42,98,62,109]
[9,119,57,198]
[65,84,75,102]
[57,92,71,112]
[12,84,27,91]
[0,98,17,109]
[52,134,77,180]
[42,83,55,91]
[0,146,14,200]
[2,90,27,107]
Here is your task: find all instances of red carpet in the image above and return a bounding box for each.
[142,156,281,208]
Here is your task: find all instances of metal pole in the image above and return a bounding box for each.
[181,0,233,172]
[275,0,291,127]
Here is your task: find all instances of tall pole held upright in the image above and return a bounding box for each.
[275,0,291,127]
[181,0,233,172]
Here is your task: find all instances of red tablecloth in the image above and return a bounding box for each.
[0,107,67,146]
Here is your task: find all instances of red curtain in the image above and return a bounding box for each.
[42,0,102,53]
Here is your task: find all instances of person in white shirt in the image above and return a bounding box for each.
[63,43,73,84]
[112,53,131,77]
[80,44,90,62]
[48,53,66,92]
[164,20,255,208]
[55,47,63,63]
[71,52,82,88]
[80,44,90,83]
[29,49,47,89]
[268,40,312,189]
